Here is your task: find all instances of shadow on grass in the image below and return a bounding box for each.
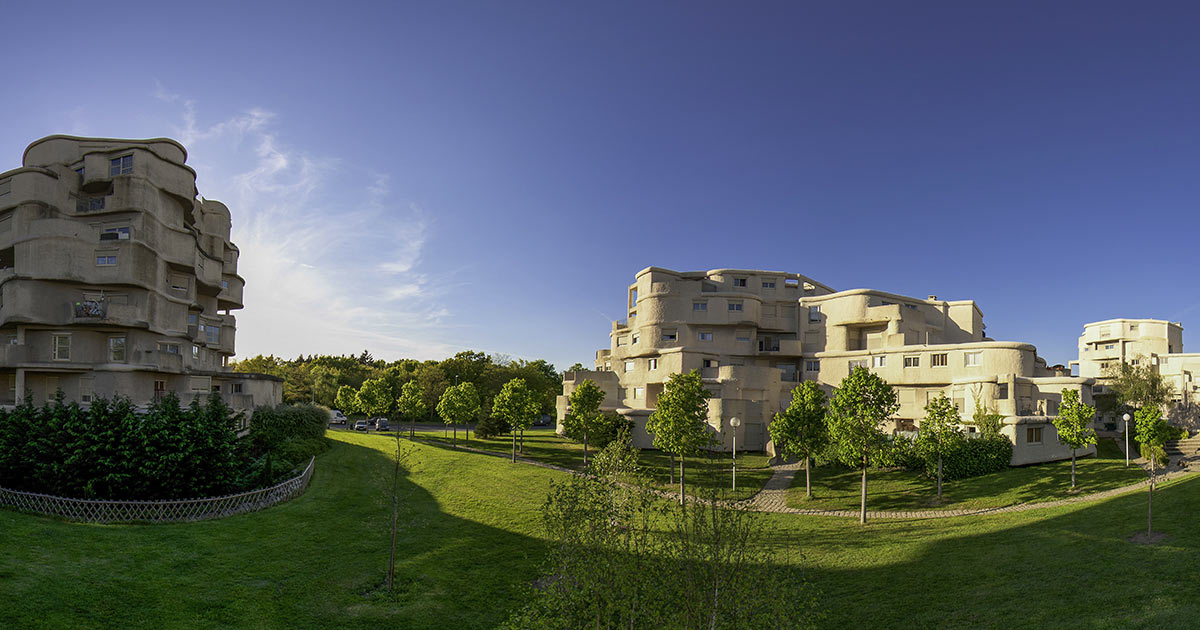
[785,473,1200,628]
[0,433,552,630]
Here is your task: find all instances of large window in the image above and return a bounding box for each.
[698,331,713,341]
[872,355,887,368]
[624,360,635,372]
[733,278,747,287]
[203,325,220,344]
[728,301,743,312]
[965,352,982,367]
[108,336,126,362]
[693,301,708,312]
[808,306,821,321]
[52,334,71,361]
[762,280,775,289]
[805,360,820,372]
[95,251,117,266]
[109,155,133,176]
[931,353,948,367]
[1026,427,1043,444]
[904,356,920,368]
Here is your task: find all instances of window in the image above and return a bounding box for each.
[1130,359,1140,366]
[805,360,820,372]
[762,280,775,289]
[212,385,222,393]
[624,360,635,372]
[158,342,180,355]
[785,278,799,287]
[1130,323,1139,332]
[693,301,708,312]
[203,325,219,344]
[232,383,243,394]
[931,353,948,367]
[698,331,713,341]
[631,333,639,345]
[808,306,821,321]
[108,336,126,362]
[109,155,133,176]
[733,278,747,287]
[661,330,677,341]
[904,356,919,368]
[192,344,200,360]
[965,352,982,367]
[848,359,868,371]
[634,387,645,399]
[629,288,638,307]
[52,334,71,361]
[220,280,229,289]
[187,313,198,326]
[169,274,189,294]
[728,301,743,312]
[648,358,658,370]
[1104,344,1115,350]
[870,355,886,368]
[99,224,131,240]
[95,251,117,266]
[736,335,750,343]
[1026,427,1043,444]
[189,376,210,391]
[616,336,627,346]
[996,383,1009,399]
[703,359,718,368]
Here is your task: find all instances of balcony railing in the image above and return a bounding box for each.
[73,300,106,318]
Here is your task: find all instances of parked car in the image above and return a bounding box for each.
[533,414,553,427]
[353,420,368,431]
[330,410,348,425]
[366,418,377,430]
[374,418,390,431]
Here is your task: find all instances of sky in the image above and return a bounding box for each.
[2,1,1200,370]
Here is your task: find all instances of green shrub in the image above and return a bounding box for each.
[924,435,1012,481]
[475,415,510,439]
[871,434,922,470]
[247,403,329,482]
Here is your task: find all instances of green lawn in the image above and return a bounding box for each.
[412,427,773,501]
[787,438,1149,512]
[2,431,1199,628]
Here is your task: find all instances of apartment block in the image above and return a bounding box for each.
[560,267,1094,465]
[1072,318,1200,425]
[0,135,281,413]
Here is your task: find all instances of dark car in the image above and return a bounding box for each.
[374,418,390,431]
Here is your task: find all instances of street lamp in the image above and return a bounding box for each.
[730,416,742,492]
[1123,413,1131,467]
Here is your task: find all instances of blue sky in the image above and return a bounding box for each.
[2,1,1199,370]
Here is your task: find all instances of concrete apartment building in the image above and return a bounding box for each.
[0,135,281,414]
[1072,318,1200,426]
[560,267,1094,465]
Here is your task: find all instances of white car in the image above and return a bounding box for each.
[330,410,348,425]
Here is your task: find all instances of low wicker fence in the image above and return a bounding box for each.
[0,457,315,524]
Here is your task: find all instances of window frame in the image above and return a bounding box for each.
[931,353,948,367]
[108,336,127,363]
[51,333,71,361]
[109,155,133,176]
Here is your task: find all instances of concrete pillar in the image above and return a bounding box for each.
[15,368,25,403]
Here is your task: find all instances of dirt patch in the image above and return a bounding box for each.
[1129,531,1170,545]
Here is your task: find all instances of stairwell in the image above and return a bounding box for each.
[1163,436,1200,471]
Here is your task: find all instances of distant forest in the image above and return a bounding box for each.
[232,350,562,421]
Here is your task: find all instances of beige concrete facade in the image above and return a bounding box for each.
[1072,318,1200,427]
[560,267,1094,465]
[0,136,281,416]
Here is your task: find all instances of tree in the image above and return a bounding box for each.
[437,382,480,447]
[971,394,1005,438]
[1104,360,1175,417]
[769,382,828,499]
[646,370,715,506]
[493,378,540,462]
[917,394,963,502]
[1052,389,1097,491]
[566,362,586,372]
[1134,405,1169,536]
[827,366,899,524]
[356,378,395,423]
[562,379,606,466]
[396,380,427,439]
[334,385,359,416]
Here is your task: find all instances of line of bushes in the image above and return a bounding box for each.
[841,433,1013,481]
[0,394,328,500]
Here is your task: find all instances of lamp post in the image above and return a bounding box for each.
[730,416,742,492]
[1123,412,1131,467]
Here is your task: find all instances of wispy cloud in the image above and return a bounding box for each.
[157,92,456,360]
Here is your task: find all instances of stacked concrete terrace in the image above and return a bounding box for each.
[559,266,1094,466]
[0,135,280,413]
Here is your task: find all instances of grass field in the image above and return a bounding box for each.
[786,438,1149,512]
[2,430,1198,628]
[413,427,775,501]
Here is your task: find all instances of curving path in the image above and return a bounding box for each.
[408,435,1196,520]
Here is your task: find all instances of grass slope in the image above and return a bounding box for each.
[1,431,1198,629]
[787,438,1147,511]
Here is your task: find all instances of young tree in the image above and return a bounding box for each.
[1106,360,1175,412]
[1134,405,1170,536]
[918,394,962,501]
[356,378,395,426]
[646,370,715,506]
[396,380,427,439]
[334,385,359,416]
[768,382,828,499]
[493,378,541,462]
[437,382,480,447]
[971,394,1005,438]
[1053,389,1097,491]
[827,366,899,524]
[562,379,605,466]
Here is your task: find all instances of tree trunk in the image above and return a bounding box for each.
[680,456,686,506]
[512,431,517,463]
[583,431,589,467]
[805,455,812,499]
[937,454,943,501]
[452,425,457,446]
[520,429,524,454]
[1148,456,1155,536]
[860,459,868,525]
[669,454,675,485]
[1071,449,1077,490]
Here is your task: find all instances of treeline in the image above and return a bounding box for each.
[232,350,561,422]
[0,394,328,500]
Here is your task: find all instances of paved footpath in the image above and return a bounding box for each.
[411,436,1195,520]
